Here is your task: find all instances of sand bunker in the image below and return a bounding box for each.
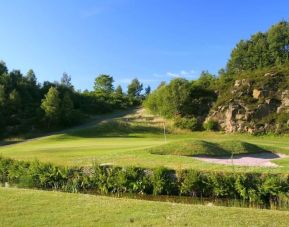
[194,152,287,167]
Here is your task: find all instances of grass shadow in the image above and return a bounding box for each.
[149,139,275,158]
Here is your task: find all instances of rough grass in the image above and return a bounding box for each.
[1,187,289,227]
[1,108,289,173]
[149,140,270,157]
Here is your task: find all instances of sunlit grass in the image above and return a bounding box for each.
[1,187,289,227]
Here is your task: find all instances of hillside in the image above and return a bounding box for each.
[145,21,289,134]
[208,66,289,133]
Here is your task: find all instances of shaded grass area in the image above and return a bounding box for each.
[66,120,164,138]
[1,187,289,227]
[149,140,271,157]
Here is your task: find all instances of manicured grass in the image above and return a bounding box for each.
[149,140,270,157]
[1,109,289,173]
[1,187,289,227]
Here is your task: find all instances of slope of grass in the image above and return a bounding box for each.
[149,140,270,157]
[1,187,289,227]
[0,108,289,173]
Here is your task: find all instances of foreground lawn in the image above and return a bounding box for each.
[1,109,289,173]
[1,187,289,227]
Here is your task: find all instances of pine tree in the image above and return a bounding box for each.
[61,92,74,125]
[41,87,61,128]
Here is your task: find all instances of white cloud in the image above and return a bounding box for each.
[166,69,197,78]
[119,78,160,84]
[166,72,179,78]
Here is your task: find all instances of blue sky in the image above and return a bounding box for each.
[0,0,289,91]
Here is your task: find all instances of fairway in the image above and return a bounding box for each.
[1,109,289,172]
[1,187,289,227]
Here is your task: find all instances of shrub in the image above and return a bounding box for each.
[150,167,177,195]
[203,119,219,131]
[179,170,201,196]
[174,117,199,131]
[1,157,289,205]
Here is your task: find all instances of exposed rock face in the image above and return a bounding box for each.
[252,89,269,99]
[277,90,289,113]
[207,74,288,133]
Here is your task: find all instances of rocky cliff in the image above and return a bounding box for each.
[207,69,289,133]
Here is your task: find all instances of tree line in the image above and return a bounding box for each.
[0,62,149,138]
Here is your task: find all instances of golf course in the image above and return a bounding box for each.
[2,2,289,226]
[1,108,289,226]
[1,108,289,172]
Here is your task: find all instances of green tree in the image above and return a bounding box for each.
[94,74,114,95]
[227,20,289,73]
[196,71,216,89]
[0,85,5,107]
[8,89,22,112]
[268,21,289,64]
[114,85,124,98]
[26,69,37,86]
[128,78,143,103]
[41,87,61,128]
[61,92,74,125]
[0,85,5,134]
[144,85,151,96]
[60,73,73,88]
[113,85,127,109]
[0,61,8,75]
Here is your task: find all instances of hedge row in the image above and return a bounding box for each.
[1,156,289,204]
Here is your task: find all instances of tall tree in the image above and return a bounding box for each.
[114,85,124,98]
[128,78,143,98]
[0,85,5,107]
[144,85,151,96]
[26,69,37,86]
[41,87,61,128]
[8,89,22,113]
[196,71,216,89]
[60,73,73,88]
[61,92,74,125]
[0,61,8,75]
[94,74,114,95]
[268,21,289,64]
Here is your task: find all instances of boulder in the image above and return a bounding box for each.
[234,80,241,87]
[277,90,289,113]
[252,89,269,99]
[253,89,262,99]
[264,72,276,77]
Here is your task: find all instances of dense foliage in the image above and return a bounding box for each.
[1,156,288,205]
[0,61,144,138]
[143,76,217,129]
[227,21,289,74]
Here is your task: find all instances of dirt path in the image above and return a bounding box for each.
[194,152,287,167]
[0,108,137,147]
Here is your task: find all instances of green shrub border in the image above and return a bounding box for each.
[0,156,288,204]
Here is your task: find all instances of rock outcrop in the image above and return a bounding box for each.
[207,72,289,133]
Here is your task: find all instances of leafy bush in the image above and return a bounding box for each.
[174,117,199,131]
[203,119,219,131]
[150,167,177,195]
[1,157,289,205]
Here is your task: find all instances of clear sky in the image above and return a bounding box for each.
[0,0,289,91]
